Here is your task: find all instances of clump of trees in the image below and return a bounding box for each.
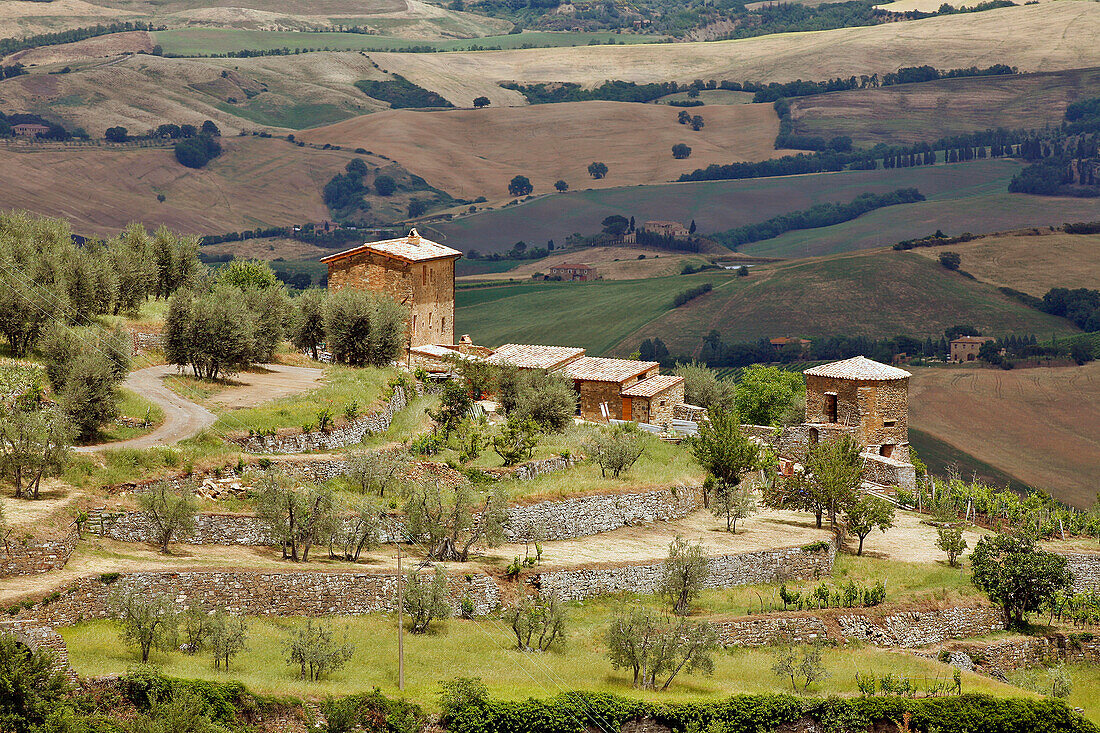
[588,162,608,179]
[605,605,718,690]
[323,288,407,367]
[970,533,1072,627]
[40,324,131,441]
[508,175,533,197]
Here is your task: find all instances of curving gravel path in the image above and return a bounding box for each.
[74,365,216,453]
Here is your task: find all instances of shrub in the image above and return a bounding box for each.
[587,425,645,479]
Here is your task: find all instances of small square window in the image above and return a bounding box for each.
[883,419,897,427]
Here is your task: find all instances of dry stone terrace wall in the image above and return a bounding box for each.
[0,619,76,680]
[229,385,408,454]
[534,541,836,601]
[1063,552,1100,593]
[0,529,78,578]
[12,570,499,625]
[944,634,1100,677]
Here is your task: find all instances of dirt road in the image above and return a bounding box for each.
[75,365,217,453]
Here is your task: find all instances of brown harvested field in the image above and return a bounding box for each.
[201,236,331,261]
[873,0,1056,10]
[370,2,1100,104]
[299,101,791,201]
[911,230,1100,296]
[790,68,1100,146]
[4,31,154,66]
[0,0,137,37]
[458,247,712,282]
[908,363,1100,509]
[0,136,370,236]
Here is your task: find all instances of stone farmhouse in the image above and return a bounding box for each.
[548,263,598,281]
[949,335,995,362]
[767,356,917,491]
[12,123,49,137]
[644,220,690,238]
[321,229,461,352]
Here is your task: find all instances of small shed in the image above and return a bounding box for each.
[562,356,660,421]
[621,375,685,428]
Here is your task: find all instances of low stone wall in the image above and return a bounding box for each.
[944,634,1100,678]
[712,615,829,646]
[0,529,79,578]
[1063,552,1100,593]
[861,452,917,491]
[97,512,272,546]
[505,484,704,542]
[486,455,576,482]
[534,541,835,601]
[12,569,500,625]
[228,386,408,454]
[837,605,1003,647]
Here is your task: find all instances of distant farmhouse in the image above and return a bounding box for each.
[949,335,995,362]
[644,220,690,238]
[548,263,598,281]
[12,123,49,137]
[770,336,811,355]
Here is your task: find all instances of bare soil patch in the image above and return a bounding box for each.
[201,236,330,261]
[207,364,325,409]
[910,230,1100,296]
[299,101,790,202]
[908,363,1100,509]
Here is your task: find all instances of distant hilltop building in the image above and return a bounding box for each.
[644,220,690,238]
[770,337,811,354]
[949,335,995,363]
[548,263,598,281]
[321,229,461,351]
[12,123,49,137]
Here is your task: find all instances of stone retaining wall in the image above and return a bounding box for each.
[944,634,1100,677]
[1063,553,1100,593]
[0,529,79,578]
[534,541,836,601]
[712,615,829,646]
[228,386,408,454]
[12,569,499,625]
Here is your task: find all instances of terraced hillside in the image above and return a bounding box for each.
[455,248,1078,356]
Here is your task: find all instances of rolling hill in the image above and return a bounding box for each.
[908,363,1100,509]
[298,101,791,201]
[455,247,1078,357]
[789,68,1100,147]
[429,159,1100,256]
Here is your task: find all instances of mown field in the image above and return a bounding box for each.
[908,362,1100,509]
[909,231,1100,297]
[456,248,1077,356]
[299,101,788,202]
[152,29,662,56]
[789,67,1100,146]
[432,159,1100,256]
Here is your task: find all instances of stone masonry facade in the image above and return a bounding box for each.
[534,541,836,601]
[1064,552,1100,593]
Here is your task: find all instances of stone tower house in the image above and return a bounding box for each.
[321,229,461,349]
[801,356,912,461]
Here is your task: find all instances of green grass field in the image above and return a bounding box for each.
[432,160,1100,258]
[153,29,663,56]
[457,250,1077,357]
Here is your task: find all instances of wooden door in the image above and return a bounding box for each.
[622,396,632,421]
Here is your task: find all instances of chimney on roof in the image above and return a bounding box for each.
[408,228,420,244]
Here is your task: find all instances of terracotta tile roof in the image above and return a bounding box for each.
[549,263,595,269]
[409,344,485,361]
[621,375,684,398]
[563,356,659,383]
[803,356,911,381]
[950,336,995,344]
[320,229,461,264]
[488,344,586,370]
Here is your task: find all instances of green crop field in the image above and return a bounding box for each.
[457,249,1078,357]
[153,29,663,56]
[431,159,1100,258]
[908,428,1032,493]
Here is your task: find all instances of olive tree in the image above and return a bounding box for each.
[844,495,895,556]
[587,425,646,479]
[164,287,257,381]
[970,533,1072,627]
[403,566,451,633]
[328,496,381,562]
[285,619,355,681]
[210,609,248,671]
[138,480,198,553]
[403,481,508,561]
[323,289,407,367]
[506,594,566,651]
[605,606,718,690]
[660,536,709,615]
[109,589,179,663]
[292,289,327,360]
[0,405,73,499]
[256,473,337,562]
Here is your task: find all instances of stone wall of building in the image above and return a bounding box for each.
[861,452,917,490]
[0,529,79,578]
[228,385,407,454]
[12,569,500,626]
[534,541,835,601]
[578,380,628,422]
[1063,552,1100,593]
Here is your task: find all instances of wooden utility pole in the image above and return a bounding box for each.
[397,543,404,691]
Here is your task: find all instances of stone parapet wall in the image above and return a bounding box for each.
[861,452,917,491]
[1063,553,1100,593]
[0,620,76,679]
[12,569,499,626]
[534,541,835,601]
[228,386,408,454]
[0,528,79,578]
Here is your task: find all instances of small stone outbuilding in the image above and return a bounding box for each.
[562,356,660,421]
[621,374,685,428]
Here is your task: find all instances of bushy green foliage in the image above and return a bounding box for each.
[496,366,576,432]
[216,259,278,290]
[403,566,451,634]
[355,75,454,109]
[164,287,258,381]
[174,134,222,169]
[492,418,540,467]
[970,533,1072,627]
[672,362,734,412]
[0,633,71,733]
[733,365,804,428]
[671,282,713,308]
[323,689,425,733]
[284,619,355,682]
[323,289,408,368]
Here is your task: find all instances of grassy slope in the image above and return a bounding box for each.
[908,428,1032,494]
[153,29,662,55]
[789,68,1100,147]
[907,363,1100,509]
[456,249,1077,357]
